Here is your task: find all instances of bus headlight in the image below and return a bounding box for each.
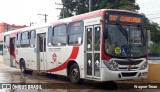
[103,60,119,71]
[140,61,148,70]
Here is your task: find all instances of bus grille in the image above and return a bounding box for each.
[118,67,139,70]
[115,60,142,65]
[121,72,137,77]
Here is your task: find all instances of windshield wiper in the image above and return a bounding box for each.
[116,23,128,42]
[138,25,146,45]
[116,23,131,57]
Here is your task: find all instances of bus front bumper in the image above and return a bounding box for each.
[101,63,148,81]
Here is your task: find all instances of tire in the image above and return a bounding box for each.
[20,59,27,74]
[69,63,81,84]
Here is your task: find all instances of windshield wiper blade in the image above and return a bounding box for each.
[116,23,131,57]
[116,23,128,41]
[138,25,146,45]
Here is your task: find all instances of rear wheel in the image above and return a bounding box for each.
[20,59,27,74]
[69,63,82,83]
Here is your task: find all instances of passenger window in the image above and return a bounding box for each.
[4,35,10,48]
[39,36,43,52]
[21,31,30,47]
[16,33,21,48]
[30,30,36,47]
[53,25,67,46]
[68,21,84,45]
[48,27,53,46]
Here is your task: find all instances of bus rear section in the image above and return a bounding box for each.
[3,33,17,67]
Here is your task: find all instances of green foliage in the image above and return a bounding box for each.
[97,0,139,11]
[60,0,90,18]
[60,0,139,18]
[59,9,73,19]
[149,43,160,53]
[146,20,160,43]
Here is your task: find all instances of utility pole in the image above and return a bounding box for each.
[37,14,48,23]
[55,0,76,18]
[89,0,92,12]
[55,2,64,18]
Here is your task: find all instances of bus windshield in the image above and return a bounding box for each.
[104,24,147,58]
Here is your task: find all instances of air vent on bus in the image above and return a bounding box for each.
[121,72,137,77]
[115,60,142,65]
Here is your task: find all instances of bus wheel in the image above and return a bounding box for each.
[20,59,27,74]
[69,63,81,83]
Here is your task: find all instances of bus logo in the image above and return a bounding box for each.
[128,65,132,71]
[52,53,57,62]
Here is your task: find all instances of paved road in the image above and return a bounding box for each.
[0,56,160,92]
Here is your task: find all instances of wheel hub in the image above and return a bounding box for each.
[72,68,78,79]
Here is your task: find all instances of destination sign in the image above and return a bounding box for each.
[109,15,141,23]
[105,12,146,24]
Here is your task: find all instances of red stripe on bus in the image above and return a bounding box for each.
[46,46,79,72]
[16,61,19,64]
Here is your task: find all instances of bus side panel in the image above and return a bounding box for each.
[46,46,72,76]
[3,47,11,66]
[74,45,85,78]
[16,48,37,70]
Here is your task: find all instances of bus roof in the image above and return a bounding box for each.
[4,9,141,36]
[4,23,52,35]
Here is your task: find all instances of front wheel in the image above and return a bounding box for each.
[69,63,81,84]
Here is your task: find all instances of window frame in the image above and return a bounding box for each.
[16,33,21,48]
[68,21,84,46]
[29,30,36,47]
[48,26,53,47]
[20,31,30,47]
[52,24,67,46]
[4,35,10,48]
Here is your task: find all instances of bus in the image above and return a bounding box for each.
[3,9,148,83]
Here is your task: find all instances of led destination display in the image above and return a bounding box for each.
[105,11,146,24]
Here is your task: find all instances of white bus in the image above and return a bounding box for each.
[3,9,148,83]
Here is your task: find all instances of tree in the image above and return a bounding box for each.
[59,9,73,19]
[146,21,160,43]
[97,0,139,11]
[59,0,139,18]
[145,18,160,53]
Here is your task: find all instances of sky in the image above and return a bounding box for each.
[0,0,62,26]
[136,0,160,25]
[0,0,160,26]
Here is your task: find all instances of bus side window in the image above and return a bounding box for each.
[68,21,84,45]
[48,27,53,46]
[4,35,9,48]
[16,33,21,48]
[53,25,67,46]
[21,31,30,47]
[12,38,15,51]
[30,30,36,47]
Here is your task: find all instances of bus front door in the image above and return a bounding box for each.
[86,25,101,78]
[37,34,46,72]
